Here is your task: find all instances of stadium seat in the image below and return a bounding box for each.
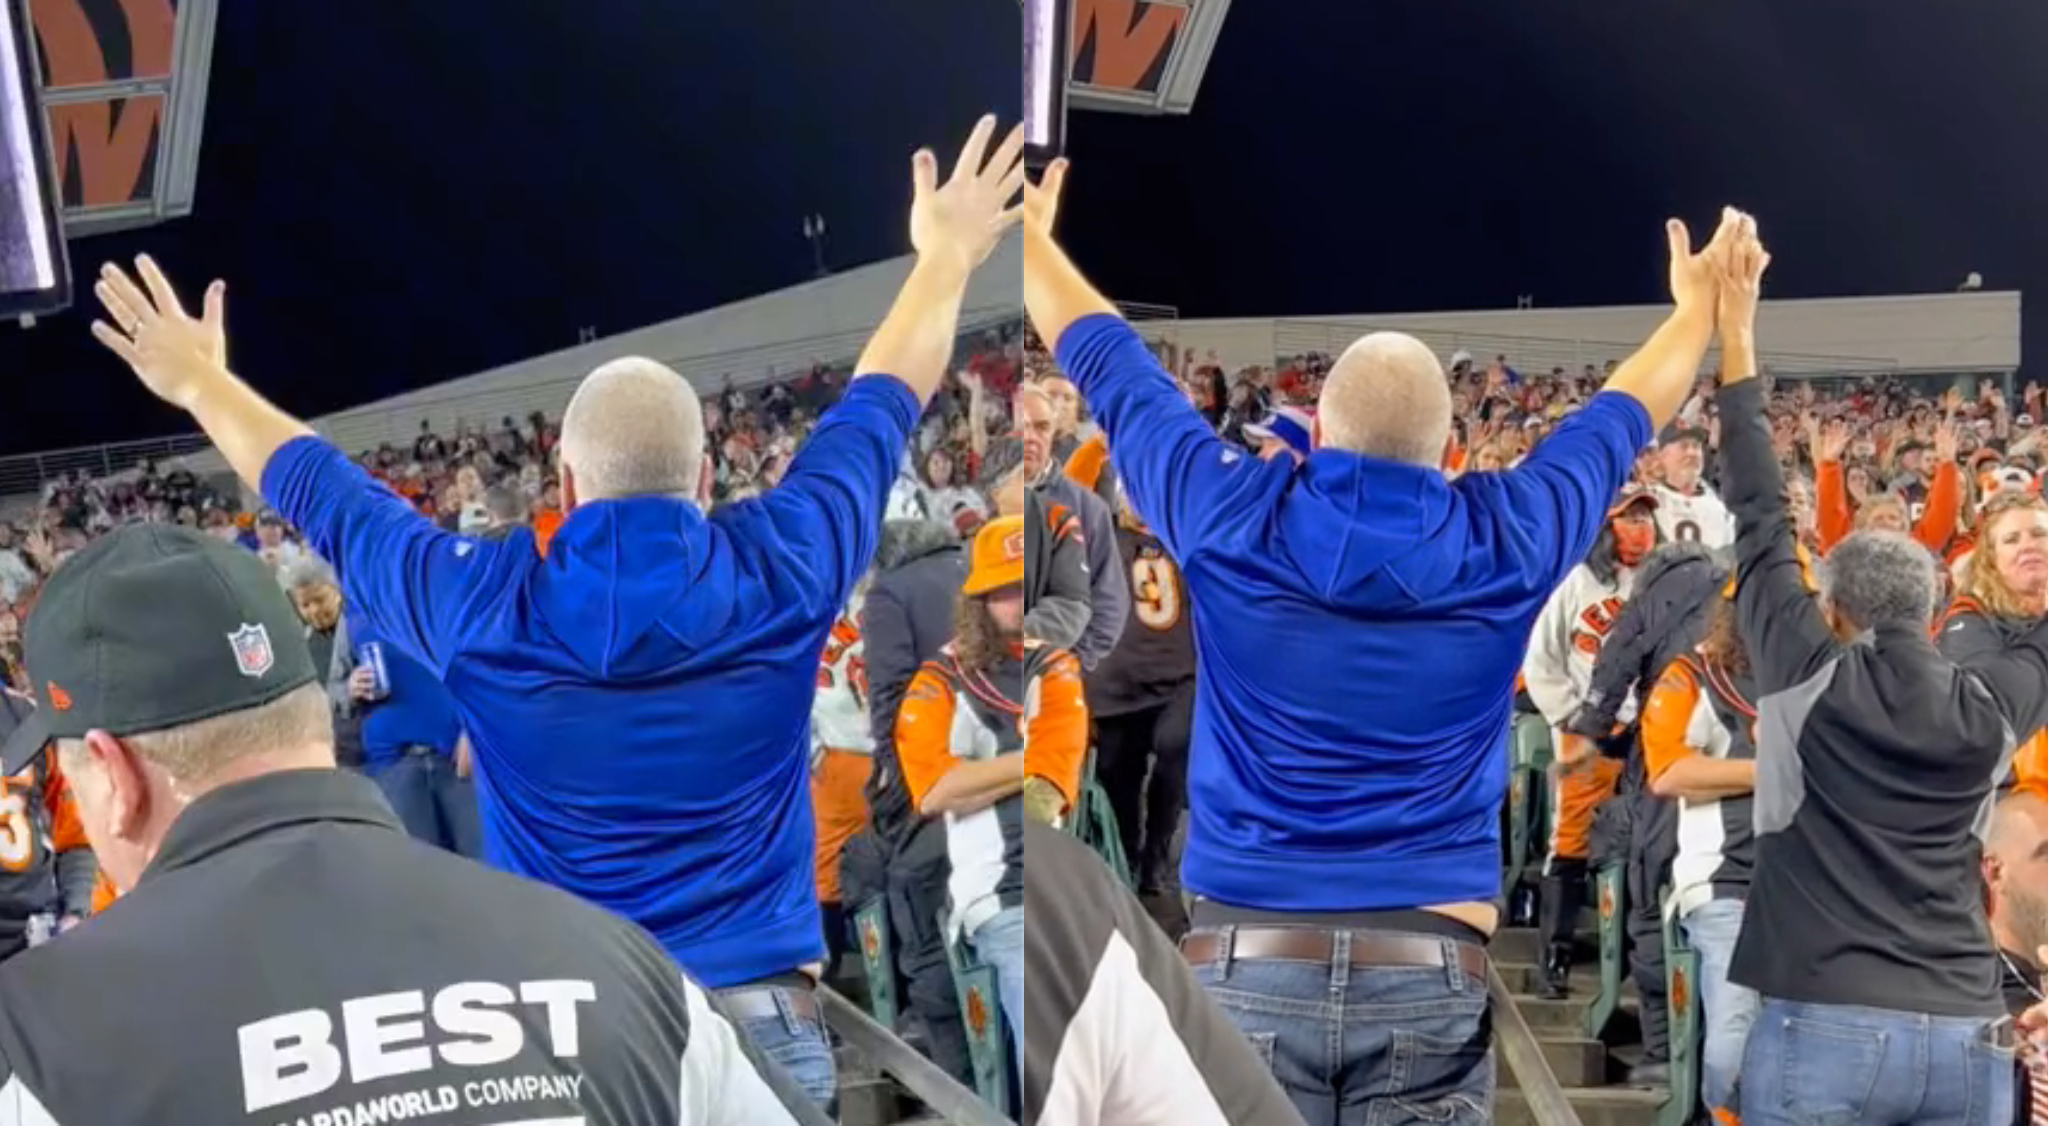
[1583,860,1628,1039]
[851,895,897,1030]
[1503,713,1553,924]
[1068,747,1135,890]
[938,906,1011,1113]
[1658,889,1702,1126]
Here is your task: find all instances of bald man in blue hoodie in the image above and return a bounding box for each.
[85,117,1027,1110]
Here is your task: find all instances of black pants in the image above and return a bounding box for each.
[883,821,975,1087]
[1091,683,1194,893]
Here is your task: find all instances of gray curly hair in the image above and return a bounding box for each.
[1819,530,1938,631]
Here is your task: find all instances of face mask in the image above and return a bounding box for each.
[1614,522,1655,566]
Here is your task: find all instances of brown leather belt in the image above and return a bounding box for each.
[718,985,821,1025]
[1180,927,1489,980]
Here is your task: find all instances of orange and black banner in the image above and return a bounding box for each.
[29,0,174,208]
[1069,0,1185,96]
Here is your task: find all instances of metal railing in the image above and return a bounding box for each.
[1489,962,1584,1126]
[818,986,1014,1126]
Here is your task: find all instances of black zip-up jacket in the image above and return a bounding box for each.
[862,520,966,846]
[1718,376,2048,1017]
[1567,541,1728,741]
[0,770,808,1124]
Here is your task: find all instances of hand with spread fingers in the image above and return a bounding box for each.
[90,256,230,411]
[909,114,1026,276]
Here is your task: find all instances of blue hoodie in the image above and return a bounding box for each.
[345,609,462,766]
[264,377,917,984]
[1055,316,1649,911]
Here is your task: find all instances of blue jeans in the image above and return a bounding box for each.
[1738,997,2013,1125]
[1681,897,1761,1113]
[971,904,1026,1048]
[716,983,836,1110]
[1188,928,1491,1126]
[369,749,483,858]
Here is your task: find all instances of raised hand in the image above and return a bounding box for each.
[1024,156,1068,239]
[1668,207,1742,313]
[1714,210,1770,336]
[90,256,229,411]
[1935,421,1961,465]
[1819,418,1850,463]
[910,115,1026,275]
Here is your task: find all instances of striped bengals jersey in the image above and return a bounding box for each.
[812,600,873,760]
[1086,515,1195,718]
[1642,654,1758,919]
[0,749,95,958]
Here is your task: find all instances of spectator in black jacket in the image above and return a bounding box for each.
[1553,541,1729,1083]
[844,517,974,1087]
[1715,217,2045,1126]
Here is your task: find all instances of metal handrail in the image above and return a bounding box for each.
[1489,962,1584,1126]
[818,984,1015,1126]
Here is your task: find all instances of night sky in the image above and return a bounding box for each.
[0,0,1016,455]
[1062,0,2048,350]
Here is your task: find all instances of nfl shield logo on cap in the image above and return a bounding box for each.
[227,623,275,679]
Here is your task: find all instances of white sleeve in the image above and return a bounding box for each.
[1520,572,1581,725]
[676,976,799,1126]
[0,1073,58,1126]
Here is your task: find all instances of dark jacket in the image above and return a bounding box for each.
[862,520,966,845]
[1033,470,1130,671]
[1568,541,1728,740]
[0,770,808,1124]
[1025,488,1093,652]
[1719,375,2048,1017]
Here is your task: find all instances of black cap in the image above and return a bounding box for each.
[0,525,318,774]
[1657,422,1708,447]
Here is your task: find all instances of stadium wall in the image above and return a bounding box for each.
[1156,291,2020,378]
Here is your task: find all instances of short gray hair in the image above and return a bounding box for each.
[558,357,706,502]
[279,556,337,592]
[56,680,334,784]
[1318,333,1453,466]
[1819,530,1939,631]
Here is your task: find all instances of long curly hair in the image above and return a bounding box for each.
[1698,590,1748,679]
[952,589,1009,673]
[1961,492,2048,620]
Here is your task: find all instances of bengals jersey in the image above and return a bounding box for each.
[1522,561,1641,730]
[0,750,96,958]
[1650,482,1736,549]
[1086,515,1196,718]
[812,600,873,760]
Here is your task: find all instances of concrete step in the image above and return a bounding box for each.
[1492,960,1605,996]
[835,1076,906,1126]
[1496,1085,1667,1126]
[1497,1034,1609,1089]
[1493,925,1601,965]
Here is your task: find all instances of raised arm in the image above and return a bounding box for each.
[1596,211,1739,431]
[1714,216,1837,693]
[1022,163,1263,557]
[856,116,1025,407]
[89,259,502,670]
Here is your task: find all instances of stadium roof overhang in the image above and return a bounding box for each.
[1068,0,1231,117]
[28,0,216,238]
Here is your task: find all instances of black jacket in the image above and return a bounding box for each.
[862,520,966,844]
[1719,375,2048,1017]
[0,770,807,1124]
[1033,470,1130,671]
[1568,542,1728,740]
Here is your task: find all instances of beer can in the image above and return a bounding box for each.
[361,642,391,701]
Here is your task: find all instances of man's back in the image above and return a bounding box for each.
[264,377,920,985]
[0,771,795,1125]
[1049,316,1654,912]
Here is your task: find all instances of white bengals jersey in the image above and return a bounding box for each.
[812,602,873,758]
[1522,562,1639,729]
[1650,482,1735,549]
